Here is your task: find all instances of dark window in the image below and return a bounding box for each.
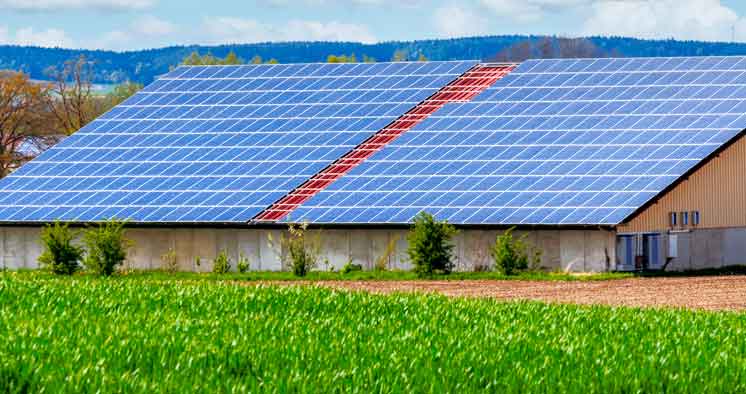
[681,211,689,226]
[669,212,677,227]
[692,211,700,226]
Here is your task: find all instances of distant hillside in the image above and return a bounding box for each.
[4,35,746,84]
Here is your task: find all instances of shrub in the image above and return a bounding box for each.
[491,227,541,275]
[38,222,84,275]
[82,219,132,276]
[270,222,320,277]
[212,250,232,274]
[161,248,178,273]
[341,260,363,274]
[237,252,250,273]
[407,212,458,277]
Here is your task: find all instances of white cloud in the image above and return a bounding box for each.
[582,0,746,42]
[0,25,74,47]
[479,0,590,23]
[202,17,377,44]
[475,0,746,42]
[131,14,177,36]
[432,5,489,38]
[87,15,178,50]
[0,0,155,11]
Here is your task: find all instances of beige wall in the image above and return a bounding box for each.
[619,135,746,233]
[0,226,617,273]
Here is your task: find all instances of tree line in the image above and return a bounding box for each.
[6,35,746,84]
[180,49,426,65]
[0,56,142,177]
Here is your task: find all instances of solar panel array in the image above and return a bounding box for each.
[0,61,477,223]
[291,56,746,225]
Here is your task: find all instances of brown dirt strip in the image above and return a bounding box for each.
[265,276,746,311]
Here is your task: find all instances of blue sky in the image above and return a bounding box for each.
[2,0,746,51]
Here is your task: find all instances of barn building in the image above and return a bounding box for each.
[1,56,746,272]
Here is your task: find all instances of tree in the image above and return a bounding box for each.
[407,212,458,277]
[557,37,602,58]
[82,218,133,276]
[392,49,409,61]
[107,82,143,107]
[181,51,245,66]
[327,54,344,63]
[491,227,530,275]
[44,55,107,136]
[327,54,358,63]
[489,37,607,63]
[222,51,242,65]
[38,222,84,275]
[538,36,555,58]
[182,51,204,66]
[250,55,263,64]
[0,70,56,177]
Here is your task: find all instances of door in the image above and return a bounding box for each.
[642,233,662,270]
[616,234,636,271]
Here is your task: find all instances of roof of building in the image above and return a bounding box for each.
[0,57,744,225]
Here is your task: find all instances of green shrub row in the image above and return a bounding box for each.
[38,220,131,276]
[407,212,542,277]
[39,213,543,277]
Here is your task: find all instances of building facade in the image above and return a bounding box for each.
[2,56,746,272]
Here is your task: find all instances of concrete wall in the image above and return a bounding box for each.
[663,227,746,271]
[0,226,616,273]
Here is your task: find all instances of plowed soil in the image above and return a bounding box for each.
[276,276,746,311]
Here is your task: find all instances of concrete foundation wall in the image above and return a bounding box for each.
[664,227,746,271]
[0,226,616,273]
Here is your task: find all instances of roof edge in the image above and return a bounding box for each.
[0,221,616,231]
[618,128,746,226]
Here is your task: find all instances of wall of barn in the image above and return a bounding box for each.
[0,227,616,272]
[652,228,746,271]
[618,135,746,233]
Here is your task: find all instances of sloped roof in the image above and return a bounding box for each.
[0,57,744,225]
[293,57,746,224]
[0,61,475,223]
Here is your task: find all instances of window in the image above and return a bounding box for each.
[669,212,677,227]
[681,211,689,226]
[692,211,700,226]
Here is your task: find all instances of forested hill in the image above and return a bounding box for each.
[4,35,746,84]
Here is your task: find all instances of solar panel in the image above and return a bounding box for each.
[0,61,477,223]
[291,56,746,225]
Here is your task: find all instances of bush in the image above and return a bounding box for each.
[212,250,232,274]
[341,260,363,274]
[407,212,458,277]
[82,219,132,276]
[270,222,320,277]
[237,253,250,273]
[38,222,83,275]
[491,227,541,275]
[161,248,178,273]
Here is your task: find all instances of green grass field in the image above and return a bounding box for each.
[1,273,745,393]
